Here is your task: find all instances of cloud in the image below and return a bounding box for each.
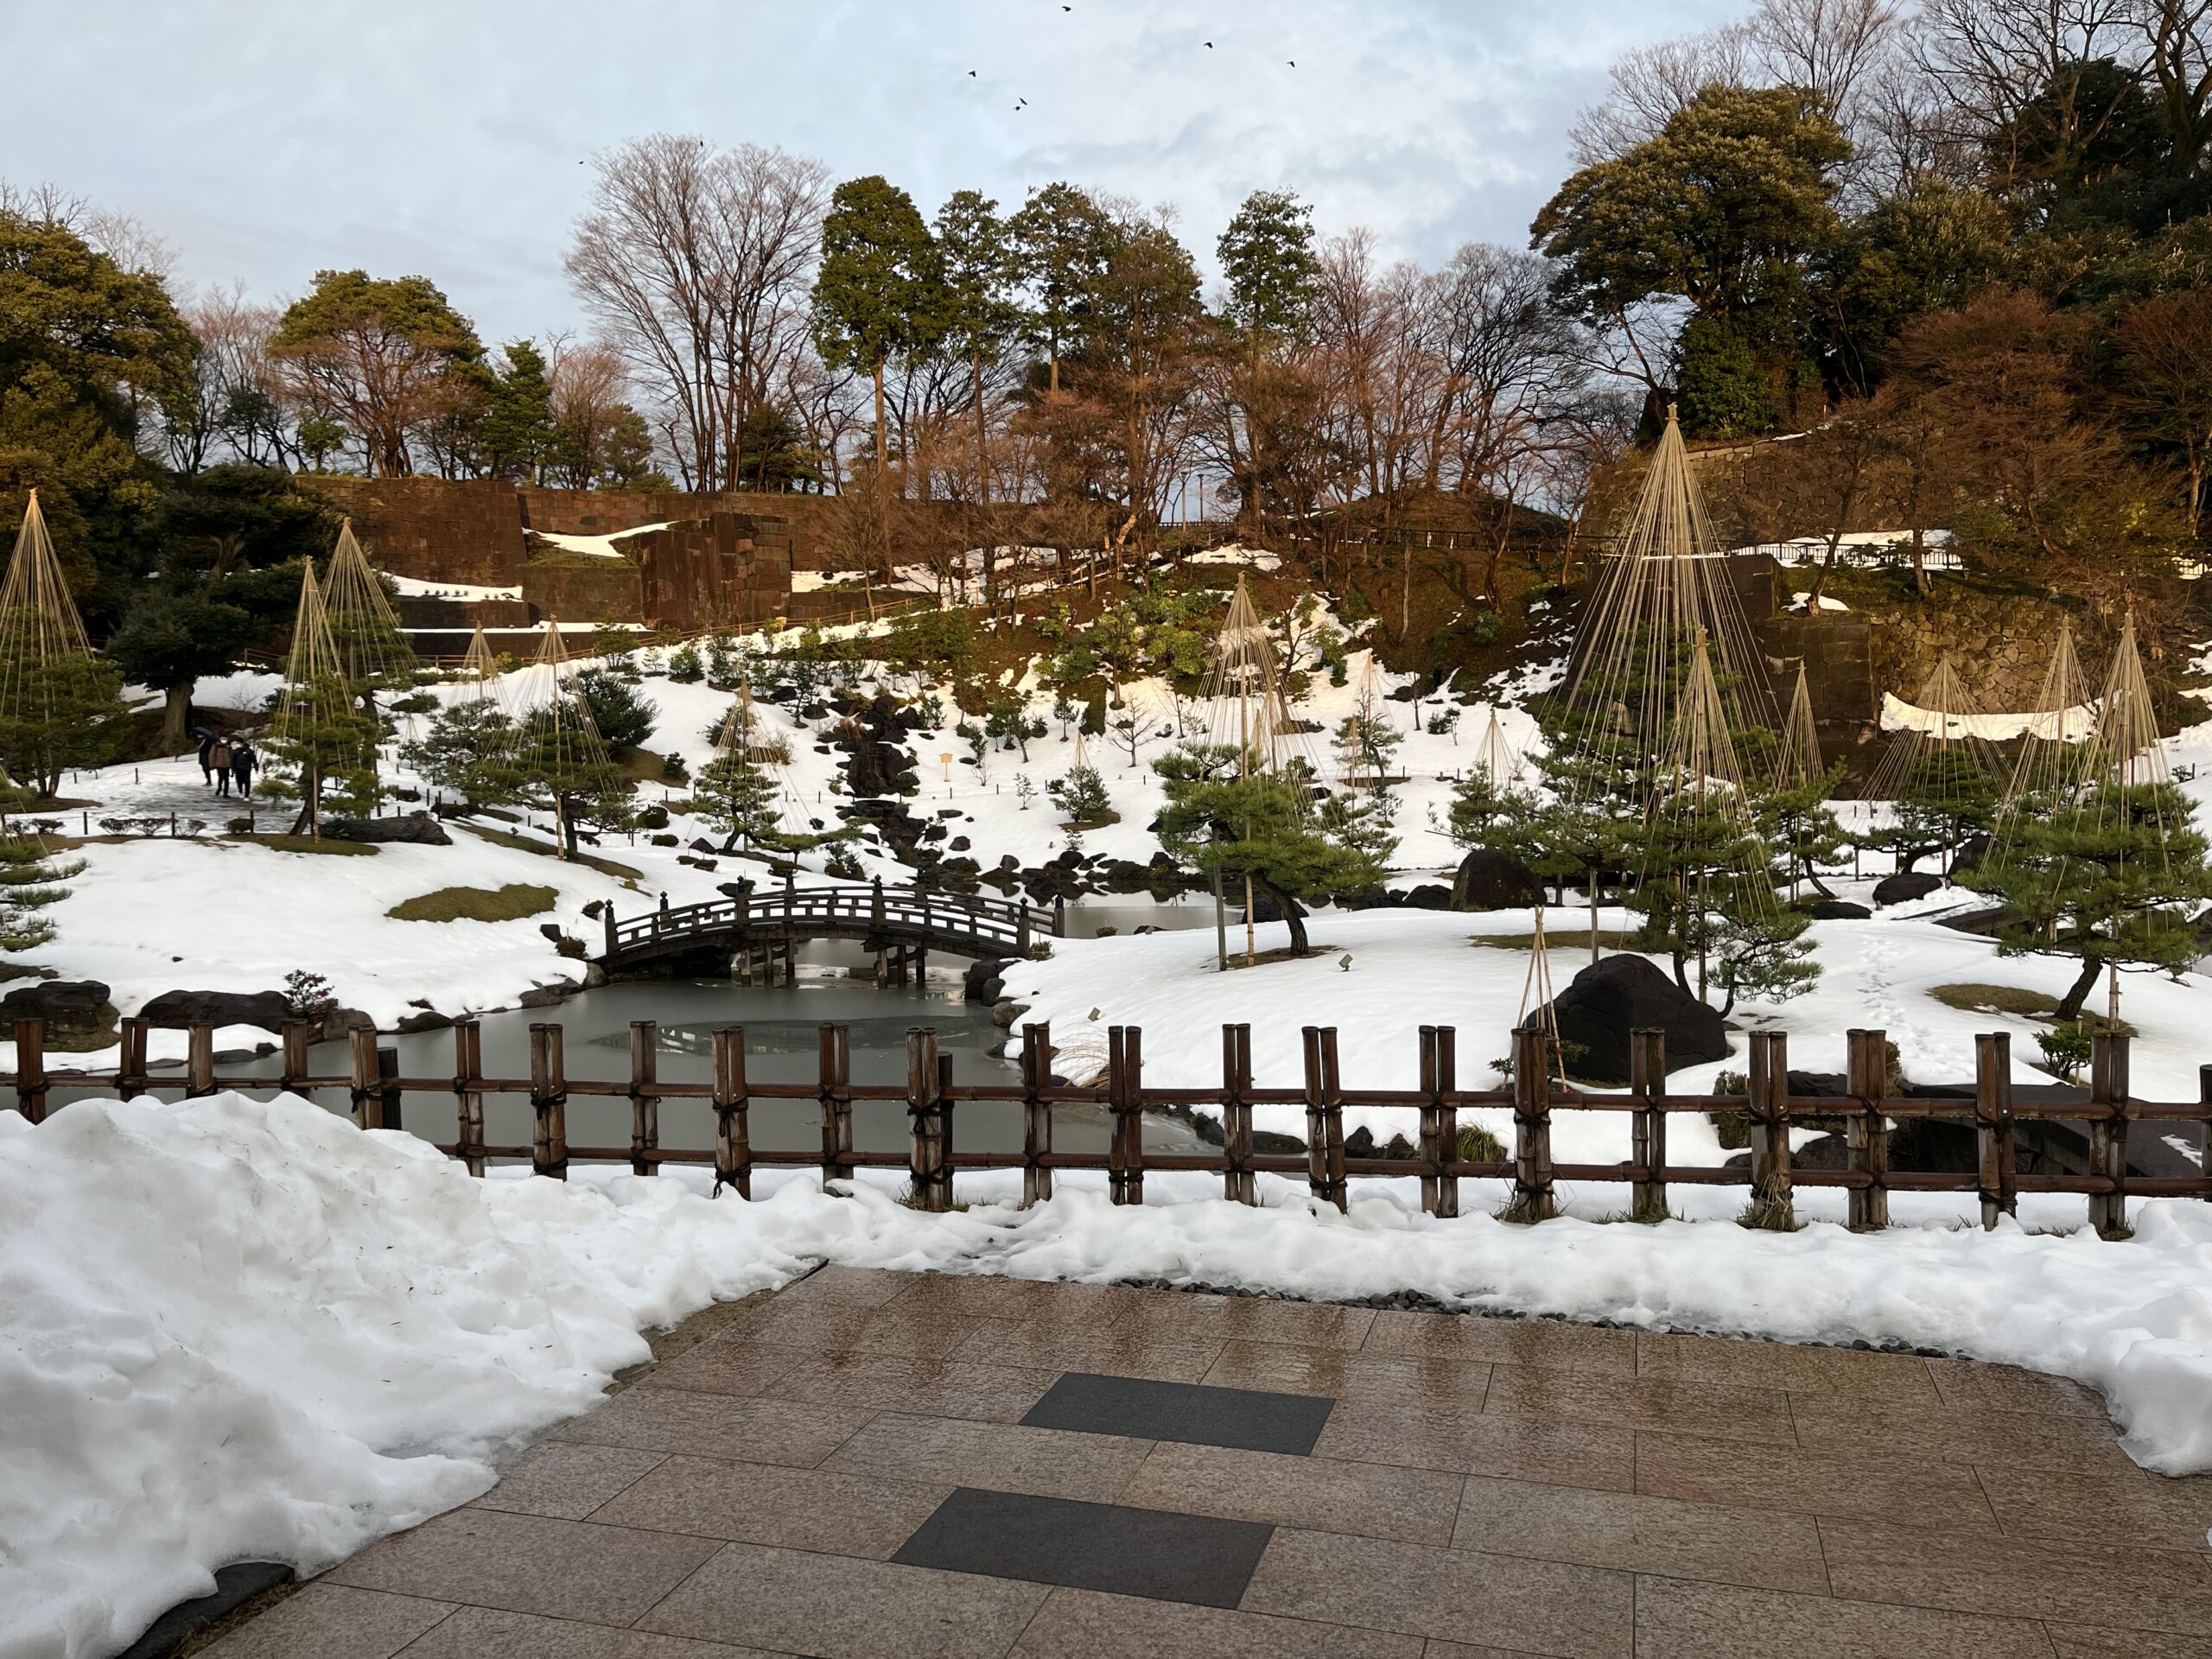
[3,0,1744,340]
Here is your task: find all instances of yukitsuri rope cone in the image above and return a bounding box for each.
[270,563,365,837]
[1202,574,1311,784]
[705,682,796,845]
[1990,620,2095,872]
[510,621,620,861]
[1470,708,1524,792]
[1862,654,2004,875]
[0,489,115,798]
[321,519,416,686]
[461,623,503,704]
[1772,664,1825,791]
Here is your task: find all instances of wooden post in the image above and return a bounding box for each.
[281,1020,312,1095]
[346,1026,377,1124]
[378,1045,404,1132]
[936,1051,957,1211]
[1301,1026,1347,1211]
[530,1022,568,1180]
[1223,1023,1255,1205]
[906,1027,945,1211]
[628,1020,658,1177]
[1017,899,1032,956]
[1509,1024,1556,1222]
[1846,1027,1889,1231]
[1974,1032,2015,1228]
[454,1020,486,1177]
[2201,1065,2212,1203]
[818,1023,853,1184]
[1630,1028,1667,1221]
[1021,1021,1052,1207]
[188,1022,218,1100]
[118,1016,149,1101]
[2089,1030,2132,1236]
[12,1019,46,1124]
[712,1025,751,1198]
[601,906,618,959]
[1107,1025,1145,1205]
[1419,1024,1458,1218]
[1745,1030,1793,1229]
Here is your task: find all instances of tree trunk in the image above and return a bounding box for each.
[2054,953,2104,1021]
[873,359,889,487]
[162,683,195,753]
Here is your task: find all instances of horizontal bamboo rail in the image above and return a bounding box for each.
[6,1017,2209,1232]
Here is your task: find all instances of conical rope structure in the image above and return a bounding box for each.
[511,622,621,859]
[461,623,504,708]
[1772,665,1826,793]
[270,562,373,836]
[0,489,116,798]
[1989,620,2095,872]
[1861,655,2003,876]
[1201,575,1313,787]
[708,682,797,840]
[1338,654,1392,793]
[1471,708,1525,792]
[322,519,417,688]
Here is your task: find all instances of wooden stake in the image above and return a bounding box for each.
[529,1022,568,1180]
[2088,1030,2131,1236]
[454,1019,485,1177]
[1974,1031,2014,1228]
[1846,1028,1888,1230]
[1223,1023,1255,1205]
[712,1025,751,1198]
[1419,1024,1458,1217]
[1630,1027,1668,1221]
[629,1020,658,1177]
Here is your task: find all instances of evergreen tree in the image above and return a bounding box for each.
[0,833,81,953]
[512,706,632,858]
[0,652,124,799]
[573,667,658,752]
[1048,745,1112,826]
[1008,181,1117,393]
[1859,748,1999,874]
[1630,774,1817,1012]
[481,339,557,481]
[402,699,525,809]
[260,671,383,834]
[1754,762,1851,901]
[812,176,950,480]
[698,743,785,853]
[934,189,1020,512]
[1217,189,1321,346]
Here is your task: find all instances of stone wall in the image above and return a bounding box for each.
[521,559,643,627]
[301,477,527,587]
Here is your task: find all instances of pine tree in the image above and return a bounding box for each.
[0,833,81,953]
[811,175,950,480]
[263,563,382,836]
[507,626,631,857]
[1048,734,1112,827]
[403,699,525,809]
[0,490,126,798]
[698,690,790,852]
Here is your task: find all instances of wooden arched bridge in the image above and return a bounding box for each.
[598,877,1057,982]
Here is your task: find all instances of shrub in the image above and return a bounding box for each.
[666,644,703,683]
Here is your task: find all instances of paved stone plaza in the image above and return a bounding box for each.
[207,1268,2212,1658]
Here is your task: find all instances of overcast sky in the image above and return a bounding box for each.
[6,0,1743,344]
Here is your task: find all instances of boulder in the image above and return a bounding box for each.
[1536,955,1728,1084]
[963,957,1010,1005]
[140,988,291,1032]
[396,1008,453,1033]
[1801,900,1872,919]
[517,982,578,1009]
[1452,849,1546,912]
[1400,883,1453,912]
[0,978,113,1037]
[1872,871,1944,906]
[324,812,450,846]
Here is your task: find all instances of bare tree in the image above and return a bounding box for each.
[1568,26,1756,162]
[167,283,285,472]
[1916,0,2141,197]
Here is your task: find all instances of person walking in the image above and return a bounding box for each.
[195,729,217,786]
[209,735,235,798]
[230,741,257,800]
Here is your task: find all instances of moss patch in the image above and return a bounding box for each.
[459,821,643,881]
[1928,982,2058,1020]
[1468,929,1638,951]
[387,882,559,924]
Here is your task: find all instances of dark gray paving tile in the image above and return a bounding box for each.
[1010,1586,1427,1656]
[893,1486,1274,1609]
[587,1453,952,1559]
[199,1585,451,1658]
[392,1604,778,1656]
[1021,1371,1334,1454]
[1633,1574,2057,1658]
[472,1442,665,1520]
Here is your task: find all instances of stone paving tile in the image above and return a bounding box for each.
[545,1388,873,1466]
[327,1510,721,1626]
[2045,1624,2212,1658]
[950,1317,1222,1382]
[393,1604,779,1656]
[470,1442,667,1521]
[636,1338,811,1398]
[1422,1646,1550,1658]
[585,1453,953,1558]
[1484,1366,1796,1444]
[1630,1574,2057,1658]
[1022,1372,1333,1453]
[1317,1401,1635,1491]
[1109,1292,1378,1350]
[822,1410,1156,1502]
[1973,1463,2212,1551]
[769,1265,918,1306]
[1633,1431,1998,1529]
[883,1274,1142,1324]
[1924,1357,2111,1418]
[762,1349,1058,1422]
[1009,1586,1427,1656]
[1789,1392,2143,1477]
[1239,1525,1633,1656]
[1451,1475,1827,1594]
[1818,1516,2212,1635]
[1119,1440,1465,1544]
[712,1299,985,1359]
[635,1540,1048,1658]
[1199,1339,1493,1407]
[1362,1310,1637,1376]
[1635,1332,1941,1403]
[199,1584,453,1658]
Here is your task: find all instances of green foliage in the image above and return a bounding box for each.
[1047,753,1111,826]
[283,969,336,1019]
[1859,749,1999,873]
[480,339,556,481]
[697,741,785,851]
[1217,190,1320,345]
[0,834,80,953]
[574,667,658,751]
[0,650,125,798]
[2036,1020,2094,1083]
[386,882,557,923]
[1333,707,1403,788]
[270,269,484,476]
[812,176,949,386]
[512,705,633,855]
[1675,315,1775,439]
[260,673,383,832]
[934,188,1022,368]
[1009,182,1117,380]
[666,643,703,683]
[1629,781,1818,1014]
[882,609,977,677]
[402,699,526,809]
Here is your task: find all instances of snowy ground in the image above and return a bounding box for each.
[4,1088,2209,1659]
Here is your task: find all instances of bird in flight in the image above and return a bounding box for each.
[1287,60,1296,67]
[1205,40,1213,47]
[969,69,977,76]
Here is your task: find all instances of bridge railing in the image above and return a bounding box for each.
[605,881,1043,959]
[6,1017,2206,1235]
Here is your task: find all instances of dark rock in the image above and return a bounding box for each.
[1949,833,1993,875]
[1872,871,1944,906]
[1244,887,1306,925]
[538,923,564,943]
[141,988,291,1032]
[963,957,1010,1004]
[689,838,718,854]
[517,982,577,1008]
[1345,1126,1378,1158]
[1802,900,1872,919]
[1936,906,2011,937]
[396,1009,452,1033]
[1334,886,1391,911]
[0,978,111,1033]
[1536,955,1728,1084]
[323,811,450,846]
[992,1000,1028,1027]
[950,836,971,852]
[1401,883,1452,912]
[1252,1128,1307,1154]
[1452,849,1546,912]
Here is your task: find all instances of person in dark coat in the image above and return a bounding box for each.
[209,736,235,797]
[230,741,257,799]
[195,730,217,786]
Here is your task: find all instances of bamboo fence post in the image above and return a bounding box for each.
[1223,1023,1255,1205]
[1419,1024,1458,1218]
[1107,1025,1145,1205]
[344,1026,377,1124]
[529,1022,568,1180]
[454,1020,485,1177]
[819,1023,853,1185]
[118,1016,149,1101]
[1300,1026,1347,1211]
[2089,1030,2132,1236]
[1510,1024,1556,1222]
[1846,1027,1889,1230]
[936,1051,957,1211]
[1745,1030,1794,1229]
[377,1045,403,1132]
[11,1019,45,1123]
[1021,1021,1052,1207]
[1974,1032,2015,1228]
[188,1022,218,1100]
[1630,1028,1667,1221]
[281,1020,312,1095]
[712,1025,751,1198]
[629,1020,658,1177]
[906,1027,945,1211]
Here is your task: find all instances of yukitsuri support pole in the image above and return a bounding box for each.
[712,1025,751,1198]
[1222,1023,1255,1205]
[818,1023,853,1184]
[1745,1030,1794,1230]
[282,1020,313,1096]
[454,1020,486,1178]
[906,1027,946,1211]
[1846,1027,1889,1231]
[2088,1031,2132,1236]
[118,1016,149,1100]
[1509,1024,1556,1222]
[11,1019,45,1123]
[1630,1028,1668,1221]
[629,1020,658,1177]
[1107,1025,1145,1205]
[1420,1024,1458,1218]
[1302,1026,1346,1211]
[188,1022,217,1100]
[1020,1022,1052,1207]
[529,1022,568,1180]
[346,1027,378,1124]
[1974,1032,2015,1229]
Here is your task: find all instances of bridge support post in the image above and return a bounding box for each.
[1419,1024,1456,1219]
[713,1026,751,1198]
[629,1020,658,1177]
[913,944,927,985]
[906,1027,948,1212]
[818,1023,853,1184]
[1974,1032,2015,1229]
[530,1022,568,1181]
[454,1020,486,1177]
[602,906,616,959]
[1018,900,1032,956]
[1223,1023,1255,1205]
[1021,1022,1052,1207]
[1107,1026,1145,1205]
